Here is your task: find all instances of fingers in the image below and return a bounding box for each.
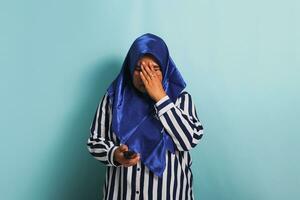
[123,154,140,167]
[117,144,140,167]
[141,65,151,83]
[119,144,128,152]
[143,65,155,79]
[141,65,158,88]
[140,70,148,85]
[149,64,156,74]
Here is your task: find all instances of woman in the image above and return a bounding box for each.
[87,33,204,200]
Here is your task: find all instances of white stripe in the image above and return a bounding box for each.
[107,99,116,143]
[120,167,124,200]
[183,152,189,168]
[126,167,133,199]
[143,166,149,200]
[152,174,158,199]
[100,94,108,138]
[191,101,197,120]
[112,167,120,199]
[175,96,181,107]
[106,167,113,199]
[187,167,192,200]
[181,153,188,200]
[175,152,181,200]
[161,153,168,200]
[93,100,102,138]
[170,153,175,200]
[195,121,201,126]
[184,94,189,115]
[103,168,109,199]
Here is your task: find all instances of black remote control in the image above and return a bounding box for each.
[123,150,137,159]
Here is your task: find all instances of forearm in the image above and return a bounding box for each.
[154,93,204,151]
[87,93,121,167]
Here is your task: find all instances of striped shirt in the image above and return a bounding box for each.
[87,91,204,200]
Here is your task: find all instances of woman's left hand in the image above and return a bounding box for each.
[140,65,167,102]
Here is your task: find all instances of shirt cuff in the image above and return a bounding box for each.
[154,95,174,117]
[155,95,169,106]
[107,145,122,167]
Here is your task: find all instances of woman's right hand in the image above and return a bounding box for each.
[113,144,140,167]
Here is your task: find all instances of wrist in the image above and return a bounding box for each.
[154,92,167,102]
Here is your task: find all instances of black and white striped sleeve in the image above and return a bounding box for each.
[86,93,121,167]
[154,91,204,151]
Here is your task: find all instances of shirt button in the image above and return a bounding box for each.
[137,168,140,171]
[136,191,139,194]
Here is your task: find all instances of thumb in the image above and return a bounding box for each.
[119,144,128,152]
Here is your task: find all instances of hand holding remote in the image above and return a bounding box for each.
[113,144,140,167]
[123,150,137,160]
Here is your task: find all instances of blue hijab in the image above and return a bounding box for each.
[107,33,186,177]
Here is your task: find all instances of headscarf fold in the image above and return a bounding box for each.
[107,33,186,177]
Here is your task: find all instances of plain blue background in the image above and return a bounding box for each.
[1,0,299,199]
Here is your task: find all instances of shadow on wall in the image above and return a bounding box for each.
[38,57,122,200]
